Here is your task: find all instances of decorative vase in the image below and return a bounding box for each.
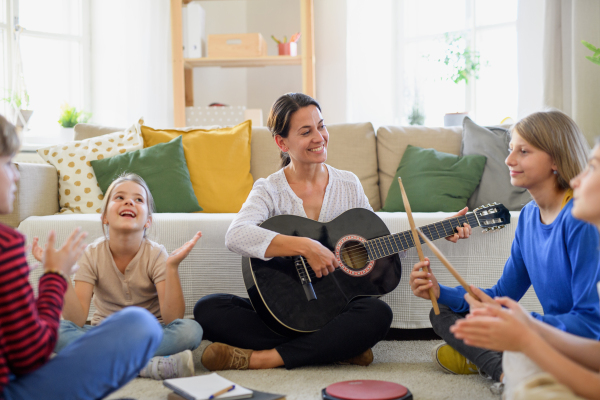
[58,126,75,143]
[444,112,469,127]
[15,109,33,128]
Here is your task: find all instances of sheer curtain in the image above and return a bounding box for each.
[541,0,600,145]
[90,0,173,128]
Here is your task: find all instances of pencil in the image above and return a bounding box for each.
[208,385,235,399]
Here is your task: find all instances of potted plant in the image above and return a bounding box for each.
[58,103,91,141]
[582,40,600,65]
[3,90,33,128]
[437,33,483,126]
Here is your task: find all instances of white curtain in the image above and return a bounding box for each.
[89,0,173,128]
[542,0,600,145]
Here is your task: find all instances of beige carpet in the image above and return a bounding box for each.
[106,340,500,400]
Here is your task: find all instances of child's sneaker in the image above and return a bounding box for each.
[139,350,195,380]
[432,343,479,375]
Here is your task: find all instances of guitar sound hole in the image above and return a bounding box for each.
[340,240,369,270]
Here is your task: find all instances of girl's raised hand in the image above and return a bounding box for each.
[31,237,44,262]
[167,231,202,268]
[43,228,88,276]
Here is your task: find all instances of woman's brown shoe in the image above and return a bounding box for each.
[201,343,253,371]
[336,348,374,366]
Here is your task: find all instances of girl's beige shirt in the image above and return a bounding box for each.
[74,237,167,325]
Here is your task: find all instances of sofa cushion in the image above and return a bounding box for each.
[461,117,532,211]
[381,145,486,212]
[326,123,381,211]
[141,120,253,213]
[91,136,202,213]
[377,126,462,208]
[37,123,143,214]
[74,123,125,141]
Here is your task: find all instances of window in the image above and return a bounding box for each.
[402,0,518,126]
[2,0,89,139]
[347,0,518,128]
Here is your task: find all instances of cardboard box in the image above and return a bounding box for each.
[208,33,268,58]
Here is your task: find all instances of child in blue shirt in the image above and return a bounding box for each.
[409,110,599,383]
[451,138,600,400]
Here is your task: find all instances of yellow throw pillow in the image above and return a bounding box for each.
[141,120,253,213]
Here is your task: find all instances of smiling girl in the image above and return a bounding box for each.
[33,173,203,380]
[409,110,600,386]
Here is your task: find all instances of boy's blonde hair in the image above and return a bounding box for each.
[511,110,590,190]
[100,173,155,238]
[0,115,20,157]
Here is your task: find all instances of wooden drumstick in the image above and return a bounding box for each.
[416,228,480,301]
[398,177,440,315]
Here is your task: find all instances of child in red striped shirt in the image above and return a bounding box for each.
[0,115,163,400]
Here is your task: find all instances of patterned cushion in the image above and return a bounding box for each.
[37,123,143,214]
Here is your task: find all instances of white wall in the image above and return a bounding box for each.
[517,0,544,120]
[89,0,173,128]
[192,0,348,125]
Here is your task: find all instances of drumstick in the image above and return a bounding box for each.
[416,228,480,302]
[398,178,440,315]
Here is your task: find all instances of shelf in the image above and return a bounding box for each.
[184,56,302,68]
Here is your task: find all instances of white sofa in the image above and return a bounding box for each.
[6,123,542,329]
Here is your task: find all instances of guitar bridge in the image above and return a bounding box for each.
[294,256,317,302]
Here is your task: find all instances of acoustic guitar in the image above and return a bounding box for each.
[242,203,510,337]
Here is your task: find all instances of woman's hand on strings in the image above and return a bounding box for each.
[445,207,472,243]
[302,238,338,278]
[409,258,440,300]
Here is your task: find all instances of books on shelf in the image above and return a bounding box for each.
[164,372,285,400]
[182,2,206,58]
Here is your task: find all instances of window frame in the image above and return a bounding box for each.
[3,0,90,138]
[398,0,517,125]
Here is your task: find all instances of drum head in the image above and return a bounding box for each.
[325,380,409,400]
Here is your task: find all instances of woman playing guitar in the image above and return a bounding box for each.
[194,93,471,371]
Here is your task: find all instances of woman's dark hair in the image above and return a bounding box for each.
[267,93,321,168]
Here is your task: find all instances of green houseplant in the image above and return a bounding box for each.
[3,90,33,128]
[582,40,600,65]
[438,33,482,84]
[58,103,91,128]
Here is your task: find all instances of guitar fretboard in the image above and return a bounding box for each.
[365,213,479,261]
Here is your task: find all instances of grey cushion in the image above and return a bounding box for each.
[461,117,531,211]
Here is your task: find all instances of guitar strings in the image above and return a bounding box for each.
[296,213,481,275]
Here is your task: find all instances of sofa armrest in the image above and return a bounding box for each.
[0,163,59,227]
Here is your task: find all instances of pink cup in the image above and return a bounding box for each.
[278,42,297,56]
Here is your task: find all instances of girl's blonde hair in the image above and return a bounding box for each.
[100,173,155,238]
[511,110,590,190]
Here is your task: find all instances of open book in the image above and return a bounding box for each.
[164,373,252,400]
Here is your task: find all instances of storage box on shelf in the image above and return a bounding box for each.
[207,33,268,58]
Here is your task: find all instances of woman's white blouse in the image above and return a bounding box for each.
[225,164,373,260]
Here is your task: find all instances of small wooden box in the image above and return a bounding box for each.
[207,33,268,58]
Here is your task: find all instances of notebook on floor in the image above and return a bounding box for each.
[167,390,286,400]
[163,373,252,400]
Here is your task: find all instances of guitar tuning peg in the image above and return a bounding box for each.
[483,228,490,233]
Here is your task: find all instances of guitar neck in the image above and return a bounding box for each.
[365,212,480,260]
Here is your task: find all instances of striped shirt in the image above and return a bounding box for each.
[0,223,67,397]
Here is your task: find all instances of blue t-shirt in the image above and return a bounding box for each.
[438,199,600,339]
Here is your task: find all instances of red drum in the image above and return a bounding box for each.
[322,380,413,400]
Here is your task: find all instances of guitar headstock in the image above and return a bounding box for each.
[473,202,511,232]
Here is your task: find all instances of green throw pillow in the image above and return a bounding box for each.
[91,136,202,213]
[381,145,486,212]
